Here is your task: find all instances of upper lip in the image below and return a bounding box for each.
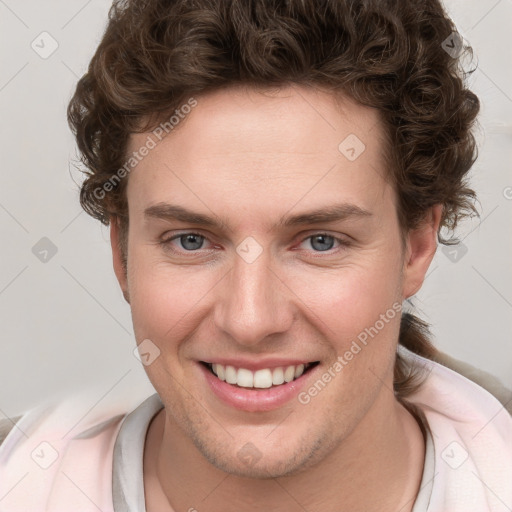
[200,358,319,372]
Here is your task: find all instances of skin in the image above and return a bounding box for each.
[110,84,442,512]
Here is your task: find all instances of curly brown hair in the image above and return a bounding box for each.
[67,0,480,400]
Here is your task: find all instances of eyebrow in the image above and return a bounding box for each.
[143,202,373,232]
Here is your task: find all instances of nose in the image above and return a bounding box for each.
[213,250,294,347]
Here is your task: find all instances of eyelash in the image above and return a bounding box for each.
[159,231,350,256]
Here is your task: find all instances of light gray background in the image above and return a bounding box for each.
[1,0,511,418]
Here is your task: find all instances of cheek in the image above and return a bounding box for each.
[127,251,216,342]
[287,257,403,346]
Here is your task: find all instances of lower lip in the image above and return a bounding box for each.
[198,362,319,412]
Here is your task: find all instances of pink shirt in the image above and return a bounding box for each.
[0,348,511,511]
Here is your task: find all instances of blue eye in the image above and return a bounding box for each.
[307,234,337,251]
[298,233,347,253]
[166,233,206,251]
[160,231,347,256]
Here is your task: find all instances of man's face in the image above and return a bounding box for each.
[116,85,425,478]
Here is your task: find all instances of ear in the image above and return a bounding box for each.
[110,216,130,304]
[402,204,443,299]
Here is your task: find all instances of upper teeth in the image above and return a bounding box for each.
[211,363,312,388]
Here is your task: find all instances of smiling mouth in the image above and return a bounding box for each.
[200,361,320,389]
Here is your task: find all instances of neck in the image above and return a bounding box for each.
[144,388,425,512]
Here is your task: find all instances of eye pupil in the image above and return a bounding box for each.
[311,234,334,251]
[181,234,203,250]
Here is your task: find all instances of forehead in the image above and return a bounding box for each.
[126,85,394,226]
